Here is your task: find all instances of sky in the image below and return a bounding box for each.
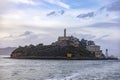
[0,0,120,57]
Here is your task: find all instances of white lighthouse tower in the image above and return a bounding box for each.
[105,49,108,58]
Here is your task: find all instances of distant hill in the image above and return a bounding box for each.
[0,47,16,55]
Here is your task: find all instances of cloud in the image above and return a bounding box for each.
[77,12,95,18]
[19,31,32,36]
[106,0,120,11]
[95,34,110,40]
[0,1,10,14]
[44,0,70,9]
[76,0,120,19]
[46,10,65,16]
[0,30,51,47]
[113,18,120,22]
[58,10,65,15]
[0,0,40,15]
[74,33,96,40]
[99,0,120,12]
[46,11,56,16]
[8,0,37,5]
[88,22,120,28]
[57,1,70,9]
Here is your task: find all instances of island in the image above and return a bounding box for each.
[11,29,118,60]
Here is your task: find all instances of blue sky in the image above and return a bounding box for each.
[0,0,120,57]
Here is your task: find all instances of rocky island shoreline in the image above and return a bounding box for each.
[11,29,118,60]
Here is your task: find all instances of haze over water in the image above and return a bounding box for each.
[0,55,120,80]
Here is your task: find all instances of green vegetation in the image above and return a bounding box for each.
[11,43,95,59]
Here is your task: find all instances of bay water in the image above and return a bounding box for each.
[0,55,120,80]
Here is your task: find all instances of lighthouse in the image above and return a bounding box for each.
[105,49,108,58]
[64,28,66,37]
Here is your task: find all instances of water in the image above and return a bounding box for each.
[0,55,120,80]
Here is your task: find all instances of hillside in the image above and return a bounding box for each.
[11,45,95,59]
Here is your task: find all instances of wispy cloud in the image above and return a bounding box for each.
[44,0,70,9]
[88,22,120,28]
[46,10,65,16]
[19,31,32,37]
[8,0,37,5]
[77,12,95,18]
[106,0,120,11]
[99,0,120,12]
[46,11,56,16]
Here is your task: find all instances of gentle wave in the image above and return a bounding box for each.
[0,56,120,80]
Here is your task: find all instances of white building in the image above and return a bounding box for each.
[86,45,103,58]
